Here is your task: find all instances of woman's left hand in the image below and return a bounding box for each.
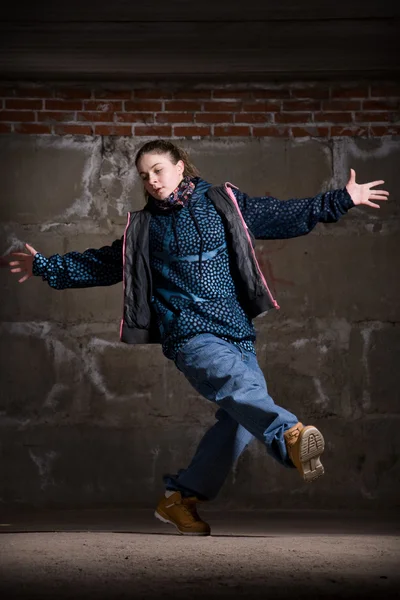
[346,168,389,208]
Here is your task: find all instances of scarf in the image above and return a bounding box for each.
[150,176,197,211]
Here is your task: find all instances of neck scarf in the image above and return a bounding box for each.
[150,176,197,211]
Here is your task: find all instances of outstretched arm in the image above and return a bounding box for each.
[233,169,389,240]
[1,238,123,289]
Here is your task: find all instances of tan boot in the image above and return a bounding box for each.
[284,422,325,483]
[154,491,211,536]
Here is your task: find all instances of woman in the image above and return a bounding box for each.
[2,140,389,536]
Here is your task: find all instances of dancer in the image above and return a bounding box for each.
[2,140,389,536]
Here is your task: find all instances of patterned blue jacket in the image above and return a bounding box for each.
[33,178,354,360]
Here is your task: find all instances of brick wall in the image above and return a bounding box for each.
[0,81,399,138]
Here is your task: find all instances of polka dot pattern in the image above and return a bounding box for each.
[234,186,354,240]
[150,180,257,360]
[32,239,123,289]
[32,179,354,363]
[150,180,354,361]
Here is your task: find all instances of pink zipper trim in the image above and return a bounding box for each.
[120,212,132,340]
[224,182,280,310]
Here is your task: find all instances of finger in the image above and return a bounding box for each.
[369,194,389,201]
[350,168,356,183]
[369,190,389,196]
[10,261,29,267]
[18,274,30,283]
[364,201,381,209]
[25,243,37,255]
[10,252,29,257]
[11,268,23,273]
[368,180,385,188]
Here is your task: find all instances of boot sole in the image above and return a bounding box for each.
[154,509,211,536]
[298,426,325,483]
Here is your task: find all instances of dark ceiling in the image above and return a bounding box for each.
[0,1,399,81]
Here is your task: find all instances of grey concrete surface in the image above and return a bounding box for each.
[0,135,399,510]
[0,509,399,600]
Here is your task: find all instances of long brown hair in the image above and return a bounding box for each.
[135,140,200,200]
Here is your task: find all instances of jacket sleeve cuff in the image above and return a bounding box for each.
[340,187,355,210]
[32,253,49,276]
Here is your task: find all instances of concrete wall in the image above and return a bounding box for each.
[1,128,399,510]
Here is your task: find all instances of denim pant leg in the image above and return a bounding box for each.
[163,407,254,500]
[164,333,298,500]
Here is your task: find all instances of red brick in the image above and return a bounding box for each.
[331,126,369,136]
[195,113,233,124]
[174,126,211,137]
[135,125,172,136]
[203,101,241,112]
[38,112,76,122]
[0,87,15,97]
[242,101,280,112]
[253,126,289,137]
[77,112,115,122]
[156,112,194,124]
[54,125,93,135]
[165,100,202,111]
[291,126,329,137]
[55,88,92,99]
[331,86,369,99]
[0,111,35,122]
[354,112,391,122]
[275,112,313,124]
[115,112,154,123]
[134,90,173,99]
[314,112,353,123]
[322,100,361,111]
[370,125,400,135]
[174,90,212,99]
[14,87,53,98]
[370,84,400,98]
[5,99,42,110]
[83,101,123,112]
[45,100,83,111]
[14,123,51,134]
[0,123,12,133]
[213,90,252,99]
[94,89,132,100]
[253,89,290,99]
[234,113,272,124]
[214,126,251,136]
[290,87,329,99]
[282,100,321,111]
[363,100,400,110]
[125,100,162,112]
[95,125,132,136]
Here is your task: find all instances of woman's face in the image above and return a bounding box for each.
[137,152,185,200]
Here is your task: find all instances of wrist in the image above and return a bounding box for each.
[343,186,356,207]
[32,252,48,276]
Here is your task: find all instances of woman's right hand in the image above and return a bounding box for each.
[0,243,38,283]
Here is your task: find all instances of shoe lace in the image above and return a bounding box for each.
[286,428,301,446]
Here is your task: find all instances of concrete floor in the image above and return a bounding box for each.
[0,508,399,599]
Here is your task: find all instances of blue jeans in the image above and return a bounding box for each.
[163,333,298,500]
